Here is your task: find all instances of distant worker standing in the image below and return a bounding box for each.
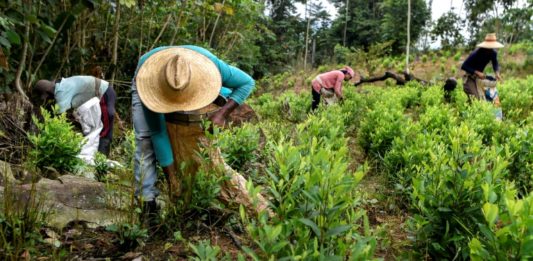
[310,66,354,110]
[461,33,504,100]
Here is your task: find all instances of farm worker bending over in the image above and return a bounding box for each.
[34,76,116,162]
[132,45,269,226]
[310,66,354,110]
[461,33,504,100]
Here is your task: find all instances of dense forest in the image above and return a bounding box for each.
[0,0,532,260]
[1,0,531,91]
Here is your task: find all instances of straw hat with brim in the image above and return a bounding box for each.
[136,47,222,113]
[477,33,504,49]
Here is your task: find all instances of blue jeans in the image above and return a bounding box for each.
[132,82,159,201]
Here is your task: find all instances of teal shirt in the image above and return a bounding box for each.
[55,76,109,113]
[134,45,255,167]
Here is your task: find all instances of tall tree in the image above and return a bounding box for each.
[381,0,431,53]
[330,0,383,49]
[406,0,411,74]
[463,0,520,44]
[110,0,121,83]
[431,10,465,49]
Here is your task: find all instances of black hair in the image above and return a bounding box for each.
[340,70,348,74]
[443,77,457,103]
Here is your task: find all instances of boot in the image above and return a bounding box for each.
[140,199,159,233]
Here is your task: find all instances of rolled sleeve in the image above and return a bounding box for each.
[142,106,174,167]
[224,65,255,105]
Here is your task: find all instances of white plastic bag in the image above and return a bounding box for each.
[73,97,102,165]
[320,88,339,106]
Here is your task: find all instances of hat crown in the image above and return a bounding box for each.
[485,33,497,42]
[477,33,504,49]
[165,54,191,92]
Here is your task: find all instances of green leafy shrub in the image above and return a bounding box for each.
[256,72,292,93]
[418,105,458,134]
[340,89,369,131]
[420,85,444,108]
[499,76,533,124]
[218,123,260,171]
[358,100,407,158]
[281,91,310,123]
[397,86,421,109]
[454,51,462,61]
[469,184,533,260]
[113,129,136,168]
[251,93,282,121]
[93,152,109,181]
[189,163,225,212]
[0,184,47,259]
[383,126,440,196]
[461,100,502,145]
[241,106,376,260]
[408,125,509,259]
[105,223,147,249]
[28,107,84,175]
[443,50,451,58]
[497,126,533,194]
[189,240,221,261]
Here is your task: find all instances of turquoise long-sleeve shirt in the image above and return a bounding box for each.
[133,45,255,167]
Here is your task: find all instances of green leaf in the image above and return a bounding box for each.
[121,0,136,8]
[482,202,498,226]
[5,31,20,45]
[25,15,39,24]
[0,36,11,48]
[326,225,351,237]
[299,218,320,237]
[39,24,57,37]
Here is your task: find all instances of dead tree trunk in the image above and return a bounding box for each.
[354,71,427,87]
[15,0,31,101]
[208,0,226,48]
[110,0,121,84]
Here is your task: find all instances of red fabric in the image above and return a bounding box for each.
[99,96,110,137]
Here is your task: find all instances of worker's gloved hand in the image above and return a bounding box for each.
[163,164,181,202]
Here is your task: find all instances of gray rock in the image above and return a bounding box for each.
[0,160,16,186]
[0,175,132,229]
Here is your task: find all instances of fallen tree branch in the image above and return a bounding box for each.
[354,71,428,87]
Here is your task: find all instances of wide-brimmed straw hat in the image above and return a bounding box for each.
[136,47,221,113]
[477,33,504,49]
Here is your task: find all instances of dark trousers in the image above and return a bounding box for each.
[463,75,484,100]
[311,88,321,111]
[98,85,116,156]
